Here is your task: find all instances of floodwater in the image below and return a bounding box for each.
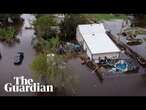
[104,19,146,59]
[103,19,146,75]
[66,19,146,96]
[68,58,146,96]
[0,14,36,96]
[0,16,146,96]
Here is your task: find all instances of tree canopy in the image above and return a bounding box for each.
[30,53,77,94]
[0,14,21,24]
[131,14,146,27]
[33,15,57,38]
[59,14,90,41]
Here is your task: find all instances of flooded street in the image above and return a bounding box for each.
[0,14,36,96]
[0,15,146,96]
[66,19,146,96]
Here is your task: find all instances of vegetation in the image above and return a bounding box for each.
[33,38,48,53]
[33,15,60,53]
[0,14,22,26]
[59,14,90,41]
[131,14,146,27]
[47,36,60,50]
[0,14,23,43]
[30,53,77,95]
[59,14,127,41]
[32,14,83,95]
[131,14,144,26]
[143,38,146,42]
[30,54,48,76]
[33,15,57,38]
[0,27,16,41]
[33,36,60,53]
[93,14,127,21]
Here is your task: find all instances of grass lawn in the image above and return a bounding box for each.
[95,14,127,21]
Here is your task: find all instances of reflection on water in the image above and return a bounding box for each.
[0,14,36,96]
[0,16,146,96]
[67,58,146,96]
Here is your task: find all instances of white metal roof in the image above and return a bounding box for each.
[78,23,121,54]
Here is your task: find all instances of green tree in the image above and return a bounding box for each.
[33,15,57,38]
[0,14,21,25]
[30,53,77,95]
[33,36,60,53]
[0,14,22,43]
[130,14,146,27]
[59,14,90,41]
[48,36,59,49]
[30,54,48,76]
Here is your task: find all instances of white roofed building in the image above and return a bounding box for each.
[76,23,121,63]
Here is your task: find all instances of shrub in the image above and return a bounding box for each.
[33,15,57,38]
[0,27,16,41]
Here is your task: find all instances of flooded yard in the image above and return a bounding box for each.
[65,19,146,96]
[0,15,146,96]
[67,58,146,96]
[104,19,146,59]
[103,19,146,74]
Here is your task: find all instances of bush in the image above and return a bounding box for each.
[30,53,78,95]
[48,36,60,49]
[33,15,57,38]
[42,28,58,41]
[59,14,90,41]
[34,37,60,53]
[0,27,16,41]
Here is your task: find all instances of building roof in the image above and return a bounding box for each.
[78,23,121,54]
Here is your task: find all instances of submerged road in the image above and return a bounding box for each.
[0,16,146,96]
[66,20,146,96]
[0,14,36,96]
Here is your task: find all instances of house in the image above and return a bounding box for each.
[76,23,121,63]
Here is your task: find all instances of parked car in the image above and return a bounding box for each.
[14,52,24,65]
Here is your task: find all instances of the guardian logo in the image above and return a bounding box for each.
[4,76,53,92]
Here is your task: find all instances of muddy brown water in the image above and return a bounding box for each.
[0,14,36,96]
[0,16,146,96]
[67,58,146,96]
